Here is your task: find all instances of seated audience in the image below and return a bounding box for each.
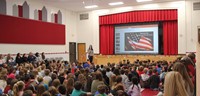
[71,81,86,96]
[148,69,160,90]
[13,81,25,96]
[43,69,52,86]
[101,69,110,86]
[140,68,150,88]
[94,85,107,96]
[48,86,59,96]
[0,52,196,96]
[127,76,141,96]
[91,71,105,94]
[37,84,46,96]
[22,90,34,96]
[83,59,91,68]
[106,67,113,78]
[120,69,128,86]
[124,74,133,91]
[58,85,67,96]
[0,54,5,66]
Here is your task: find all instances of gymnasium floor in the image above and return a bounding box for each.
[141,89,160,96]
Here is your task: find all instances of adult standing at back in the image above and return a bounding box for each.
[87,45,94,63]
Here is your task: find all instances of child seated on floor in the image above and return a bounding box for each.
[149,69,160,90]
[95,85,107,96]
[127,76,141,96]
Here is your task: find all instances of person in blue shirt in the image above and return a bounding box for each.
[83,59,90,68]
[157,64,162,74]
[94,85,107,96]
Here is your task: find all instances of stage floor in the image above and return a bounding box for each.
[93,55,183,65]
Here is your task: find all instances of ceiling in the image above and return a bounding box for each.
[35,0,184,12]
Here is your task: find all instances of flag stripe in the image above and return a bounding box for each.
[139,39,152,46]
[134,42,153,49]
[127,35,153,50]
[128,38,136,49]
[141,36,151,41]
[130,42,152,50]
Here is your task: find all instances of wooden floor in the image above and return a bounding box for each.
[93,55,183,65]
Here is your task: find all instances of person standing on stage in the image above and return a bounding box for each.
[87,45,94,63]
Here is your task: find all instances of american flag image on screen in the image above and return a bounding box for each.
[126,33,153,51]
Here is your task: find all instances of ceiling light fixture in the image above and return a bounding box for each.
[109,2,124,6]
[85,5,98,9]
[136,0,153,2]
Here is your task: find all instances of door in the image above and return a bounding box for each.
[78,43,86,63]
[69,42,76,63]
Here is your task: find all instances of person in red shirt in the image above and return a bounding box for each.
[3,78,12,94]
[7,67,16,79]
[137,66,144,76]
[180,56,195,78]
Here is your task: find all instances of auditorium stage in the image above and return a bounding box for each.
[93,55,183,65]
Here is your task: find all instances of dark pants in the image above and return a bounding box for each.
[88,56,93,63]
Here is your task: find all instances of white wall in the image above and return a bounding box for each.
[197,29,200,96]
[77,0,200,54]
[0,0,78,60]
[185,0,200,53]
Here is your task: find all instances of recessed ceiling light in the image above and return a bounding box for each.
[109,2,124,6]
[85,5,98,9]
[136,0,153,2]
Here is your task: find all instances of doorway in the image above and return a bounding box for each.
[78,43,86,63]
[69,42,76,63]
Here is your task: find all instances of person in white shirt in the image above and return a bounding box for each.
[35,52,42,63]
[141,68,150,88]
[141,68,150,81]
[0,54,5,67]
[120,69,128,85]
[125,74,133,92]
[106,67,113,78]
[87,45,94,63]
[127,76,141,96]
[43,69,52,86]
[0,70,7,92]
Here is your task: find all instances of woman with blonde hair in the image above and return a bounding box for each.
[13,81,25,96]
[78,74,86,90]
[164,71,188,96]
[91,71,105,94]
[48,86,59,96]
[110,74,117,90]
[173,62,194,96]
[0,69,7,92]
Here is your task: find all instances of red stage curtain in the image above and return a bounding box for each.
[99,9,178,55]
[18,5,23,17]
[100,25,114,55]
[38,10,42,20]
[99,10,177,25]
[163,21,178,55]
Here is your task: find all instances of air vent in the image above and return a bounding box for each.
[193,2,200,10]
[80,13,89,20]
